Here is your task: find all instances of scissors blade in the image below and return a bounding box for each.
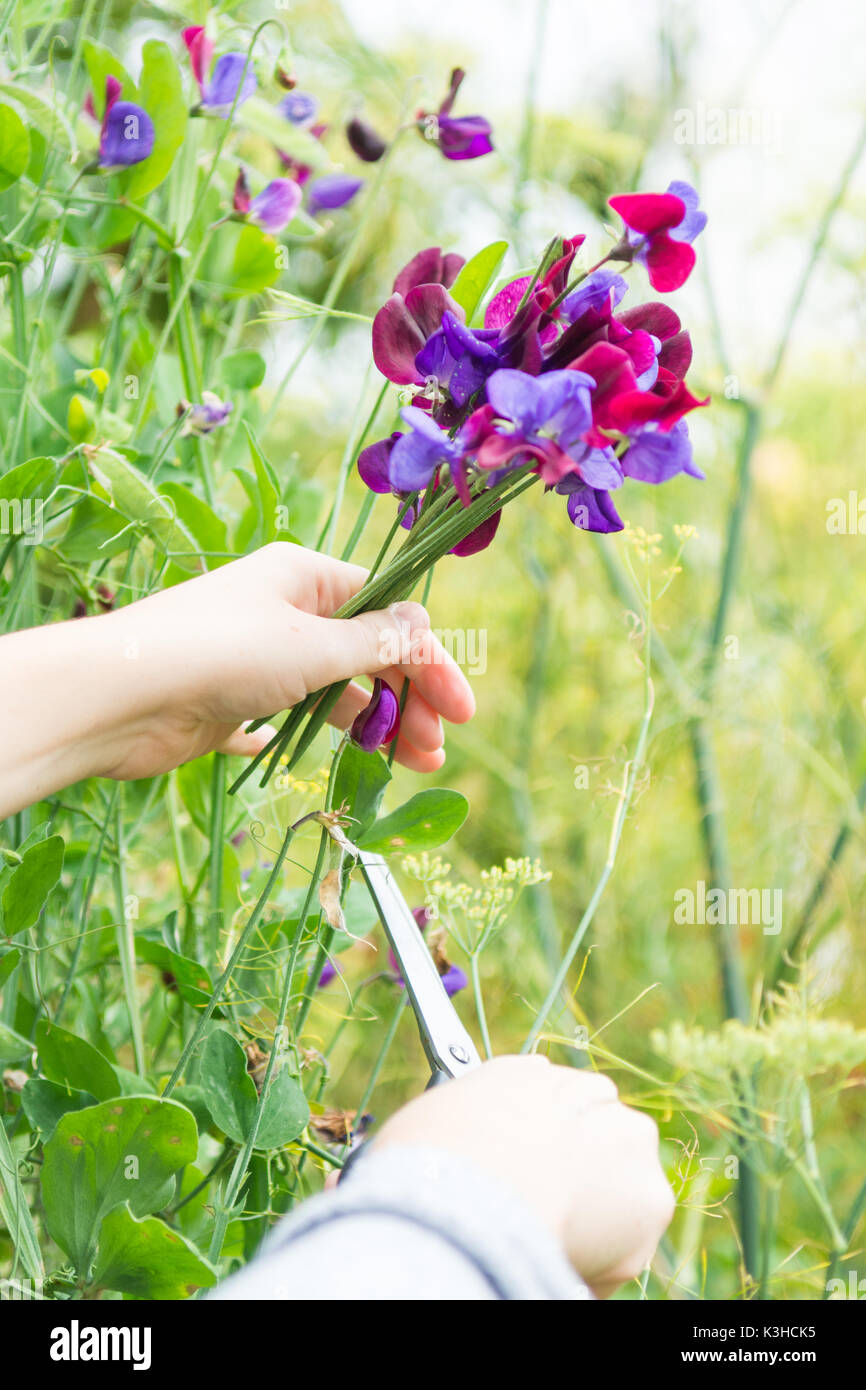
[356,849,481,1080]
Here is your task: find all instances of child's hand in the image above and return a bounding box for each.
[0,544,475,816]
[373,1055,675,1299]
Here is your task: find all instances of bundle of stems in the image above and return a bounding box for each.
[229,465,539,794]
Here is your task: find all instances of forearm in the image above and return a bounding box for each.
[211,1145,589,1302]
[0,613,144,818]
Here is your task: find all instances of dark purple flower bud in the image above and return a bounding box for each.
[307,172,364,215]
[358,432,402,493]
[349,678,400,752]
[418,68,493,161]
[346,115,387,162]
[275,67,296,90]
[440,963,469,997]
[232,167,252,214]
[317,958,343,988]
[279,90,319,127]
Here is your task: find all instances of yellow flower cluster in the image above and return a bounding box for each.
[652,1015,866,1079]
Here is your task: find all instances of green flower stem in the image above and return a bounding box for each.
[340,489,378,562]
[318,376,387,555]
[522,614,655,1055]
[352,994,408,1130]
[470,953,493,1059]
[208,830,328,1264]
[207,753,226,960]
[112,787,145,1075]
[262,121,409,431]
[230,472,539,794]
[163,820,297,1098]
[55,785,120,1025]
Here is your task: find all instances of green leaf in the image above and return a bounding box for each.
[136,935,215,1011]
[91,1204,216,1300]
[450,240,509,323]
[331,742,391,841]
[42,1095,198,1273]
[124,40,187,200]
[20,1079,98,1138]
[0,85,76,159]
[0,103,30,191]
[51,493,132,562]
[0,455,56,503]
[228,224,281,297]
[85,446,204,572]
[2,834,64,935]
[239,96,327,171]
[220,349,266,390]
[0,946,20,989]
[0,1021,30,1067]
[83,40,138,111]
[0,1099,43,1281]
[159,482,228,562]
[358,788,469,853]
[199,1030,309,1149]
[35,1020,119,1102]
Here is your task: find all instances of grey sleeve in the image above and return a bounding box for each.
[211,1145,590,1301]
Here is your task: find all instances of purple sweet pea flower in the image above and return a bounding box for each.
[390,908,468,997]
[317,958,343,988]
[279,90,319,127]
[233,168,301,232]
[560,269,628,325]
[358,432,403,494]
[667,180,708,244]
[477,368,621,488]
[180,391,233,437]
[420,68,494,161]
[389,407,465,494]
[94,77,155,169]
[307,173,364,216]
[183,27,256,113]
[558,480,624,533]
[350,678,400,752]
[621,419,704,483]
[415,311,502,407]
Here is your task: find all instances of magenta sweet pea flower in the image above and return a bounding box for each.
[233,168,302,232]
[350,678,400,752]
[307,173,364,216]
[419,68,493,161]
[608,181,706,292]
[92,76,155,169]
[183,26,256,113]
[478,368,621,489]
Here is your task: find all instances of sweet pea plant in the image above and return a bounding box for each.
[1,0,864,1307]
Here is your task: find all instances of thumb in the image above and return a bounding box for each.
[302,600,431,689]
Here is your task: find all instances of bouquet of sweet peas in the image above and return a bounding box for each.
[235,181,708,789]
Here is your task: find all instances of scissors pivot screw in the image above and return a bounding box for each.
[449,1045,471,1065]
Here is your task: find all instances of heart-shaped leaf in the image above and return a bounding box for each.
[91,1205,216,1300]
[199,1030,309,1149]
[42,1095,198,1273]
[35,1020,119,1102]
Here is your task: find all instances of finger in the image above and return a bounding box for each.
[260,543,369,615]
[299,603,475,725]
[216,721,278,757]
[328,680,444,753]
[390,734,446,774]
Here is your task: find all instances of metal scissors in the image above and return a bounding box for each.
[356,849,482,1085]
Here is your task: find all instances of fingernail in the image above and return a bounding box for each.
[389,601,430,635]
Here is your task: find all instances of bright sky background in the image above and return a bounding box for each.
[341,0,866,388]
